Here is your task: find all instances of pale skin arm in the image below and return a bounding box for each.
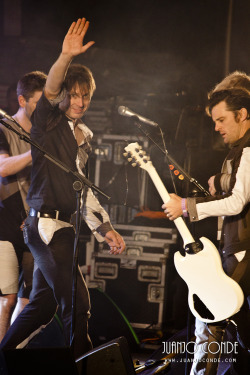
[45,18,95,100]
[104,230,126,255]
[0,151,31,177]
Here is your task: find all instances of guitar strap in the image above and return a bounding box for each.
[230,255,248,284]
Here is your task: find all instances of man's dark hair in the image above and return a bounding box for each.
[17,71,47,101]
[63,64,96,98]
[207,88,250,120]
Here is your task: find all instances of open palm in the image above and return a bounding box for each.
[62,18,95,57]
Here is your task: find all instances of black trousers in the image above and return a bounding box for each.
[0,215,92,359]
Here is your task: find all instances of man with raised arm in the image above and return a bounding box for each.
[0,18,125,359]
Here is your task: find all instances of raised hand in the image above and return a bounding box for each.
[62,18,95,58]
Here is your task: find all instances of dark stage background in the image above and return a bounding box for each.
[1,0,249,202]
[0,0,249,346]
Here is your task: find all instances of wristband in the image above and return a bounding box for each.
[181,198,188,217]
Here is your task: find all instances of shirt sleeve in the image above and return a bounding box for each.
[31,90,66,133]
[48,89,67,106]
[187,147,250,221]
[81,188,114,242]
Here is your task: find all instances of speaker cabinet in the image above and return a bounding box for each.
[76,336,135,375]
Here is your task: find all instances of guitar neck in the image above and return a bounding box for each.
[147,166,195,246]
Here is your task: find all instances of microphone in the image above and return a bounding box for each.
[0,108,17,123]
[0,108,30,136]
[118,106,158,127]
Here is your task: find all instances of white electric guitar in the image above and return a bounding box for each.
[124,142,244,323]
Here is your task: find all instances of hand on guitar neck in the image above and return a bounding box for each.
[162,193,183,220]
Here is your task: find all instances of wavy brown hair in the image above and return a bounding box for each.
[63,64,96,98]
[206,88,250,120]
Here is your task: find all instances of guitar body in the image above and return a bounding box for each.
[174,237,244,322]
[124,142,244,323]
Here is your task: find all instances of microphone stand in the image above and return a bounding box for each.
[70,180,84,350]
[0,118,110,350]
[132,118,210,196]
[0,119,110,198]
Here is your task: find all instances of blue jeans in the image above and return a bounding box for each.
[0,215,92,359]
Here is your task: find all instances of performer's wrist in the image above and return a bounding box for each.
[96,222,114,237]
[181,198,188,217]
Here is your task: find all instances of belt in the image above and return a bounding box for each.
[29,208,72,223]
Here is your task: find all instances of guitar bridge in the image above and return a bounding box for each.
[185,241,203,254]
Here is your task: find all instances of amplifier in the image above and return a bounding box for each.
[88,134,149,224]
[84,224,177,330]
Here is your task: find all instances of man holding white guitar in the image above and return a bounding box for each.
[162,81,250,374]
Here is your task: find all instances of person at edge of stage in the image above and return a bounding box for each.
[0,17,125,360]
[162,77,250,375]
[0,72,47,342]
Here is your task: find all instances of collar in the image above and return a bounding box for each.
[230,127,250,148]
[67,119,93,141]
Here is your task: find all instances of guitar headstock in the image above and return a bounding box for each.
[123,142,152,171]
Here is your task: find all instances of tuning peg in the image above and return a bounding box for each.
[132,162,138,167]
[138,153,144,158]
[128,157,132,162]
[123,152,128,157]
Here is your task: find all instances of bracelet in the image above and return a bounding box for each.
[181,198,188,217]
